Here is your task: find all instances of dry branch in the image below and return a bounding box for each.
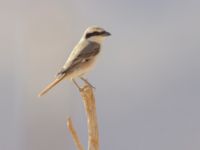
[67,118,84,150]
[67,84,99,150]
[80,85,99,150]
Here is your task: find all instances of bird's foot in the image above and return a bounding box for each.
[80,77,96,89]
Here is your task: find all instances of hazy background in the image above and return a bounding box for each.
[1,0,200,150]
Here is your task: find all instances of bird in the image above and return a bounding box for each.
[38,26,111,97]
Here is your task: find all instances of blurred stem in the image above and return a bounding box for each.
[67,84,99,150]
[67,118,84,150]
[80,85,99,150]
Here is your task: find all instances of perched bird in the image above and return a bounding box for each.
[38,26,111,97]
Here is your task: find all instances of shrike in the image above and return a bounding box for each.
[38,26,111,97]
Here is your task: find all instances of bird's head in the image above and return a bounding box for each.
[83,26,111,43]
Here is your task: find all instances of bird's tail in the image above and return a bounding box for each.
[38,75,65,97]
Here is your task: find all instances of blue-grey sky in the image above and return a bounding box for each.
[1,0,200,150]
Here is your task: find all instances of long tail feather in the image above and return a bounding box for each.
[38,75,65,97]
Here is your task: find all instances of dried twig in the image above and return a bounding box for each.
[67,118,84,150]
[80,85,99,150]
[67,84,99,150]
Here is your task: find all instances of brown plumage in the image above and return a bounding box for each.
[38,75,66,97]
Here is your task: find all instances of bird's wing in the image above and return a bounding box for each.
[57,41,100,76]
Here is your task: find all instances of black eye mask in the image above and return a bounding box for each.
[85,31,106,39]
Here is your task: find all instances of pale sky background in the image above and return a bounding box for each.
[1,0,200,150]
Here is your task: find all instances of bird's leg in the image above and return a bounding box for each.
[80,77,95,89]
[72,79,81,91]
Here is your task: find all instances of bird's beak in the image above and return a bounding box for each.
[103,31,111,36]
